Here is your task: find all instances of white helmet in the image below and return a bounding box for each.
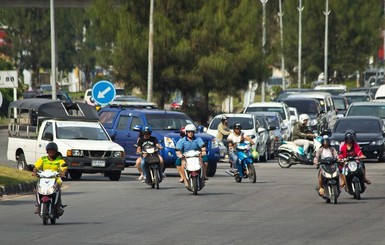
[299,114,310,124]
[185,124,196,132]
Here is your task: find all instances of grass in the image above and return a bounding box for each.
[0,166,36,186]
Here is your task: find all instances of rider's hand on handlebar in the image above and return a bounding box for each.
[31,172,37,177]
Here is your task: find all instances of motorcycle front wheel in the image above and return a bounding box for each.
[154,170,160,190]
[42,203,49,225]
[247,164,256,183]
[192,176,198,195]
[354,182,361,200]
[330,185,338,204]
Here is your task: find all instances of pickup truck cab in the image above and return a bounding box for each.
[98,106,221,177]
[7,99,125,181]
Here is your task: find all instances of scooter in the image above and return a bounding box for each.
[142,145,162,189]
[276,136,322,168]
[35,170,65,225]
[226,142,257,183]
[183,150,205,195]
[318,158,341,204]
[342,157,366,200]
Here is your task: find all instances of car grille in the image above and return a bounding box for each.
[83,150,112,158]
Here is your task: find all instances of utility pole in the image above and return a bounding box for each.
[260,0,268,102]
[147,0,154,102]
[50,0,57,100]
[297,0,303,88]
[278,0,285,90]
[324,0,330,85]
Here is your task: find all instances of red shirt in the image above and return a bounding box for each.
[338,142,363,159]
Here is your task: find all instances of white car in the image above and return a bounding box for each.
[206,113,269,162]
[243,102,293,140]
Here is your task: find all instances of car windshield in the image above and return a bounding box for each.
[344,95,370,103]
[265,115,280,128]
[145,113,194,130]
[245,107,286,120]
[333,98,347,110]
[56,121,110,140]
[209,117,255,130]
[347,105,385,118]
[283,100,319,114]
[334,119,381,133]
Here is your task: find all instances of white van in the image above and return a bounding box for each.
[374,84,385,100]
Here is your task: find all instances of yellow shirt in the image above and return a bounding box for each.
[34,156,67,184]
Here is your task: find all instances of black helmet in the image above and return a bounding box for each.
[220,115,228,122]
[321,135,330,145]
[344,130,356,142]
[233,122,242,130]
[46,142,58,152]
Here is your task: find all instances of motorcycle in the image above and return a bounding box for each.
[318,158,341,204]
[276,136,322,168]
[226,142,257,183]
[342,157,366,200]
[35,170,65,225]
[142,145,163,189]
[183,150,205,195]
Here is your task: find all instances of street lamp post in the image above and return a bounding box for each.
[50,0,57,100]
[278,0,285,90]
[324,0,330,85]
[297,0,303,88]
[147,0,154,102]
[260,0,268,102]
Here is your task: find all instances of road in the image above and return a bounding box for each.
[1,129,385,244]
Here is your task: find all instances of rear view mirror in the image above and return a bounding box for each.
[133,125,142,132]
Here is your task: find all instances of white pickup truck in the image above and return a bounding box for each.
[7,99,125,181]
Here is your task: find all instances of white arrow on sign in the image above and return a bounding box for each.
[97,86,112,99]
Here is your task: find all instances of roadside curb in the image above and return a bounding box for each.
[0,181,37,197]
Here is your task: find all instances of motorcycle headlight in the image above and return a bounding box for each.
[164,137,176,148]
[310,119,318,126]
[113,151,124,158]
[348,161,358,172]
[370,139,384,145]
[211,139,220,148]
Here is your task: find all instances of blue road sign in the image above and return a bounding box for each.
[91,80,116,106]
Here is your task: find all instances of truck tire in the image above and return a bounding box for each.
[17,153,27,171]
[69,171,82,180]
[206,161,217,177]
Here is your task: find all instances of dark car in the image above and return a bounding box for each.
[98,107,220,176]
[330,116,385,161]
[273,88,310,102]
[340,91,372,104]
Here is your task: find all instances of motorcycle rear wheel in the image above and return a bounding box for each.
[277,153,291,168]
[354,182,361,200]
[247,164,257,183]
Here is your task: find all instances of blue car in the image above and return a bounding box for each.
[98,107,221,177]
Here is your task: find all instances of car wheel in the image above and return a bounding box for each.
[206,161,217,177]
[69,170,82,180]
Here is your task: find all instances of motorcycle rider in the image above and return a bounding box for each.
[313,135,338,196]
[292,114,316,158]
[175,124,207,187]
[226,122,255,174]
[135,126,164,182]
[338,130,371,185]
[32,142,67,214]
[216,116,231,148]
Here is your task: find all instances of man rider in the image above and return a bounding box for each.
[32,142,67,214]
[175,124,207,187]
[216,115,231,147]
[293,114,316,158]
[135,125,164,182]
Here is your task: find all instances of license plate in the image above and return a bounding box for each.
[92,160,105,167]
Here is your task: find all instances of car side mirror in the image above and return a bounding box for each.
[133,125,142,132]
[281,125,288,130]
[110,135,116,141]
[258,127,266,134]
[197,125,204,133]
[269,126,277,130]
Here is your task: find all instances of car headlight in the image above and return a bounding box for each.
[67,149,83,157]
[310,119,318,126]
[164,137,176,148]
[370,139,384,145]
[330,140,340,146]
[113,151,124,158]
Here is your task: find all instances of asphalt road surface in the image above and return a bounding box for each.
[1,129,385,244]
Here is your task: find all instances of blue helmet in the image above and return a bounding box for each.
[142,125,152,134]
